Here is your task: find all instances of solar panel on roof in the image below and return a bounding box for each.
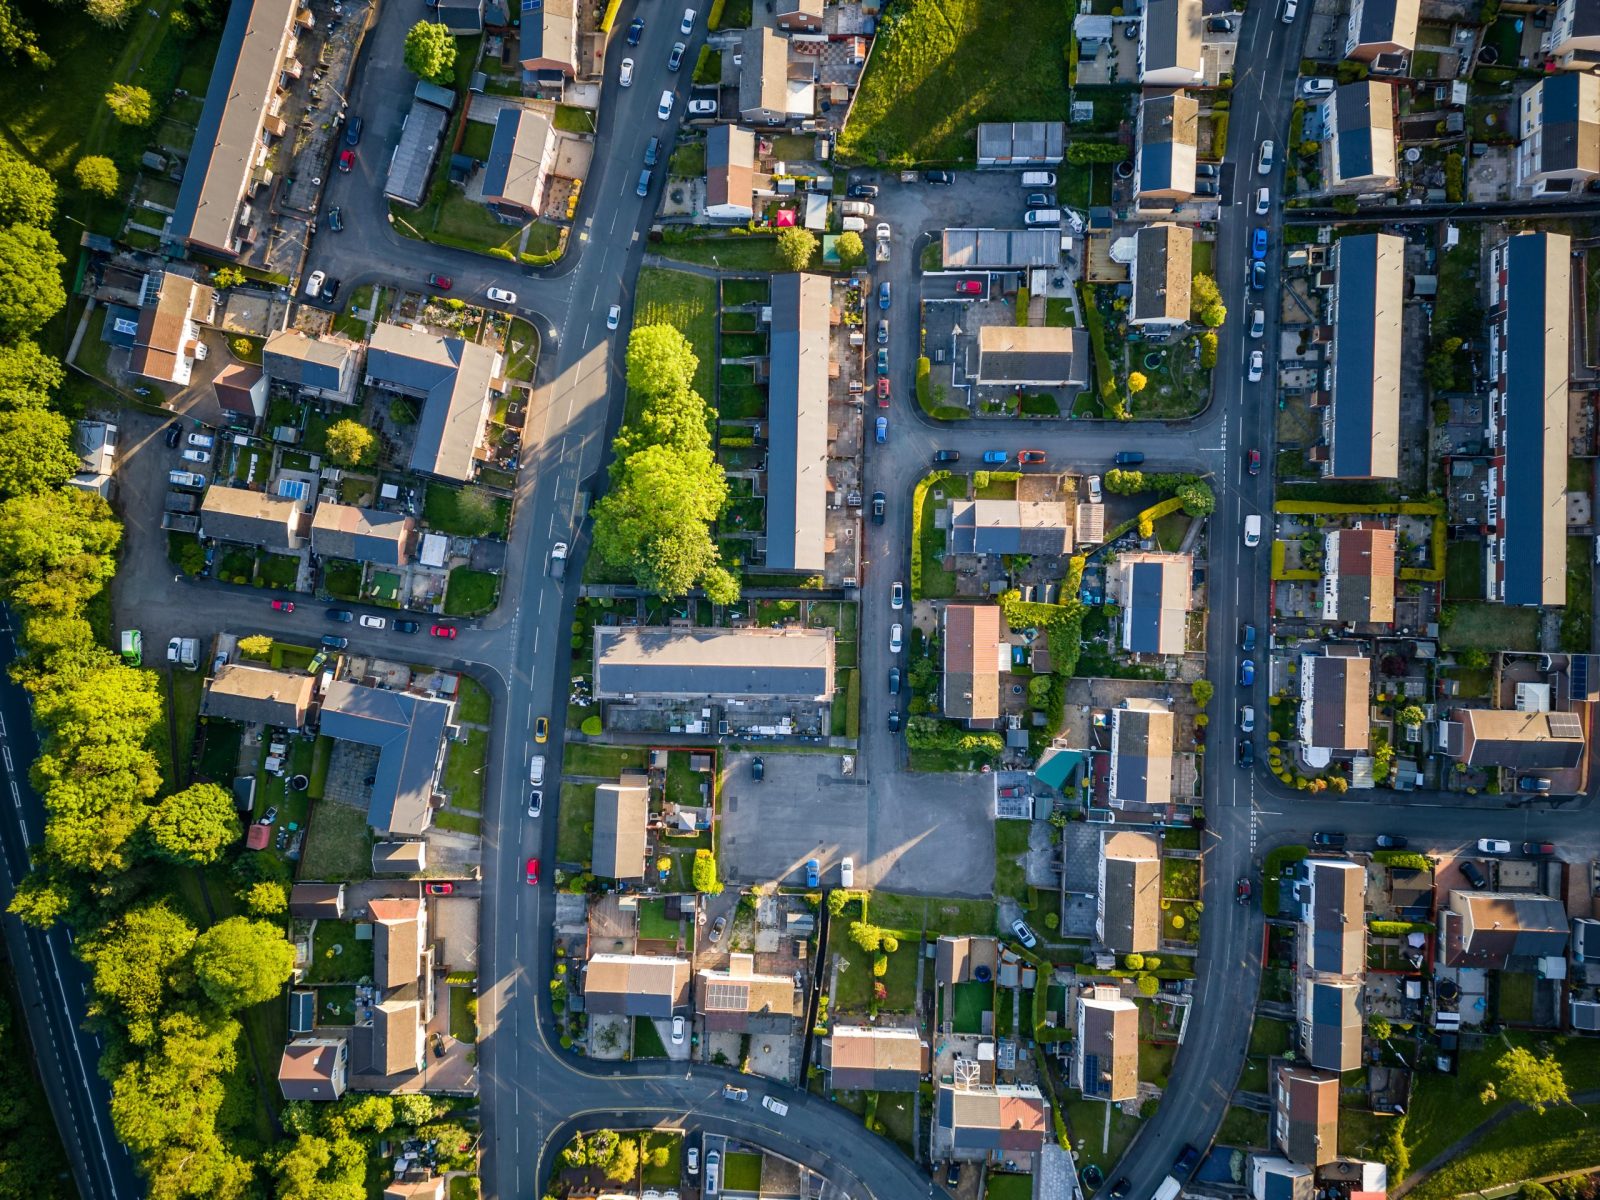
[277,478,308,501]
[1573,655,1591,699]
[1547,712,1582,736]
[705,981,749,1010]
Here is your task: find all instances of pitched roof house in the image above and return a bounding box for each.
[765,272,832,574]
[593,626,835,702]
[289,882,346,921]
[949,498,1072,555]
[370,897,427,991]
[940,604,1007,725]
[1322,82,1399,193]
[364,323,503,482]
[319,681,455,836]
[130,275,216,386]
[517,0,579,82]
[262,330,360,403]
[310,503,416,567]
[591,776,649,882]
[825,1026,926,1091]
[1272,1063,1338,1166]
[481,105,557,217]
[1251,1156,1315,1200]
[1441,892,1570,968]
[278,1038,349,1101]
[371,999,426,1077]
[975,122,1066,167]
[1108,552,1192,655]
[1321,232,1403,480]
[1133,95,1199,208]
[1547,0,1600,71]
[974,326,1088,388]
[213,362,267,421]
[1301,979,1362,1073]
[1343,0,1419,61]
[935,935,999,989]
[69,420,117,498]
[705,124,763,221]
[739,28,807,125]
[1097,830,1161,953]
[1296,651,1370,754]
[1072,985,1138,1102]
[200,487,305,551]
[932,1083,1049,1166]
[1107,701,1176,809]
[1517,70,1600,195]
[583,953,691,1018]
[1129,222,1193,327]
[1294,858,1365,978]
[201,664,315,728]
[697,953,798,1032]
[1322,525,1396,625]
[1442,708,1586,770]
[774,0,823,31]
[1140,0,1203,86]
[433,0,484,34]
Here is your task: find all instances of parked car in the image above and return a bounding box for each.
[1311,831,1347,848]
[1113,451,1145,465]
[761,1095,788,1116]
[619,57,633,86]
[876,347,889,375]
[1375,834,1408,849]
[431,624,457,638]
[848,183,879,199]
[528,790,542,818]
[636,168,653,197]
[671,1016,686,1044]
[321,278,340,303]
[874,415,887,443]
[668,41,685,70]
[395,619,420,634]
[751,756,764,781]
[933,449,961,463]
[872,490,886,524]
[425,882,453,895]
[878,281,892,309]
[607,304,621,330]
[321,635,348,650]
[353,615,383,630]
[890,581,904,609]
[1238,659,1255,686]
[1025,192,1054,208]
[924,169,954,185]
[181,448,210,464]
[1255,187,1271,216]
[1010,919,1038,949]
[344,115,363,145]
[1236,738,1253,767]
[327,608,354,622]
[1301,77,1335,97]
[840,857,853,888]
[1252,227,1268,260]
[486,287,517,304]
[1108,1181,1130,1200]
[1257,140,1276,175]
[804,858,820,888]
[1251,260,1267,290]
[687,98,717,116]
[1018,450,1047,465]
[1250,308,1265,338]
[687,1149,699,1174]
[164,424,181,448]
[304,270,326,298]
[272,599,295,613]
[1240,705,1255,733]
[627,16,643,43]
[887,709,902,732]
[1459,859,1488,889]
[877,318,889,345]
[889,623,903,653]
[1248,350,1264,382]
[982,450,1008,464]
[679,7,696,33]
[1173,1145,1201,1177]
[1516,776,1552,793]
[888,667,900,695]
[1523,841,1556,856]
[525,857,539,885]
[956,279,984,295]
[1247,449,1262,475]
[656,89,674,119]
[1281,0,1298,21]
[327,206,344,232]
[534,716,549,743]
[1086,474,1103,503]
[1240,623,1256,651]
[338,149,354,172]
[1477,838,1512,855]
[711,915,727,942]
[427,273,453,290]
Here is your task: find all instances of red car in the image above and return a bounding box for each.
[271,599,295,612]
[1247,449,1262,476]
[956,280,983,295]
[431,624,458,639]
[425,882,454,896]
[427,273,453,291]
[338,149,355,173]
[525,857,540,885]
[1018,450,1046,465]
[877,377,890,406]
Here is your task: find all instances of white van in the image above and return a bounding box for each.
[1024,208,1062,226]
[839,857,854,888]
[841,216,867,233]
[529,755,546,785]
[1243,514,1262,548]
[1020,170,1057,187]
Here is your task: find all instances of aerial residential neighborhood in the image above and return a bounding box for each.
[4,2,1600,1200]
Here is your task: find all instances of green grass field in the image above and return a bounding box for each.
[634,267,718,407]
[563,744,648,777]
[443,729,488,811]
[1441,602,1539,651]
[722,1152,763,1193]
[869,891,996,936]
[444,567,501,615]
[838,0,1072,164]
[994,820,1030,901]
[556,782,598,864]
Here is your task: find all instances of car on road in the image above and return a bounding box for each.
[933,449,961,463]
[1247,449,1262,475]
[1114,451,1145,465]
[925,169,955,185]
[1236,878,1252,905]
[528,790,542,817]
[1517,775,1552,792]
[888,667,900,695]
[1255,187,1271,215]
[305,269,326,298]
[956,279,984,295]
[636,168,653,196]
[887,709,902,732]
[529,755,546,784]
[874,415,887,443]
[680,7,696,32]
[272,599,295,613]
[1086,473,1103,503]
[761,1095,788,1116]
[1281,0,1298,20]
[338,149,354,172]
[428,273,453,290]
[1477,838,1512,855]
[672,1015,685,1044]
[1257,140,1276,175]
[1250,308,1265,338]
[327,206,343,232]
[878,281,891,309]
[486,287,517,304]
[1010,919,1038,949]
[1523,841,1556,856]
[687,1149,699,1174]
[875,221,891,242]
[876,376,890,404]
[1240,623,1256,651]
[1311,831,1347,848]
[425,882,453,895]
[751,756,764,781]
[358,614,386,629]
[872,490,886,524]
[1251,260,1267,290]
[627,16,643,43]
[164,424,182,448]
[525,857,539,885]
[1244,514,1262,547]
[395,619,420,634]
[1239,659,1255,686]
[889,622,903,653]
[848,183,879,199]
[1236,738,1253,767]
[182,448,210,464]
[877,318,889,344]
[344,115,363,145]
[607,304,621,330]
[668,41,685,69]
[891,581,904,609]
[327,608,354,622]
[711,915,727,941]
[1252,227,1268,260]
[644,136,662,166]
[188,432,215,449]
[804,858,820,887]
[1301,77,1334,97]
[534,716,549,743]
[1248,350,1264,382]
[1174,1146,1201,1177]
[1459,859,1488,889]
[619,57,633,86]
[687,98,717,116]
[1375,834,1408,849]
[840,857,854,887]
[431,624,457,638]
[982,450,1008,464]
[1019,449,1046,465]
[1240,705,1255,733]
[1108,1180,1130,1200]
[876,347,889,374]
[656,89,674,119]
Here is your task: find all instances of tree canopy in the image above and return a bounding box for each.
[325,419,377,468]
[74,155,121,198]
[0,224,66,337]
[403,21,457,84]
[0,340,64,410]
[104,82,154,125]
[191,917,297,1011]
[0,408,78,499]
[835,230,865,268]
[0,150,57,227]
[146,784,241,866]
[79,903,198,1046]
[776,226,817,271]
[1489,1046,1571,1114]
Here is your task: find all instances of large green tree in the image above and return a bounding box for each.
[1488,1046,1571,1114]
[73,155,121,199]
[835,230,865,269]
[104,82,154,125]
[146,784,241,866]
[625,324,698,398]
[191,916,296,1010]
[78,903,198,1046]
[325,418,376,468]
[271,1134,367,1200]
[0,408,79,498]
[403,21,456,84]
[0,150,57,227]
[0,340,65,409]
[776,226,817,272]
[0,224,66,337]
[0,488,123,619]
[591,442,728,597]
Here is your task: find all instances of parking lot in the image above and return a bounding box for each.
[718,750,995,894]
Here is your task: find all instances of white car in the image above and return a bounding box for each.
[304,269,326,298]
[1300,77,1335,98]
[761,1095,789,1117]
[1255,187,1270,216]
[657,89,674,120]
[671,1015,685,1044]
[181,448,210,464]
[1240,705,1255,733]
[487,287,517,304]
[1257,140,1276,176]
[530,755,546,785]
[1281,0,1298,21]
[680,7,696,33]
[839,857,854,888]
[890,581,904,610]
[1248,350,1264,382]
[358,614,387,630]
[619,57,634,87]
[889,622,903,654]
[875,221,891,241]
[1477,838,1512,855]
[528,789,542,818]
[687,1149,699,1175]
[1086,474,1103,503]
[687,98,717,117]
[1250,308,1265,339]
[187,432,214,449]
[607,304,621,330]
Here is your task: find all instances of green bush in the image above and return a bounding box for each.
[580,715,602,736]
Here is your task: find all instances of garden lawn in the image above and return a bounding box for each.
[425,484,511,538]
[1139,1040,1177,1088]
[449,986,478,1042]
[301,800,374,879]
[456,675,492,724]
[722,1153,762,1193]
[986,1174,1032,1200]
[1444,539,1483,600]
[1217,1105,1269,1148]
[641,1134,682,1188]
[557,783,598,864]
[563,744,648,776]
[1497,972,1535,1023]
[1248,1017,1292,1057]
[994,820,1030,901]
[1162,858,1200,899]
[869,891,995,936]
[1063,1097,1141,1175]
[837,0,1072,164]
[916,480,960,599]
[881,945,919,1012]
[443,729,488,811]
[1441,602,1539,651]
[444,567,501,615]
[635,267,718,406]
[950,980,992,1034]
[307,920,375,984]
[638,899,681,941]
[633,1015,668,1057]
[1407,1102,1600,1200]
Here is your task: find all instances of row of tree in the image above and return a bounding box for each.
[590,325,740,602]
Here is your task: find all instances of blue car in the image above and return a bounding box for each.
[627,16,644,43]
[1252,227,1268,261]
[876,348,889,375]
[1239,659,1255,687]
[1251,260,1266,290]
[878,281,892,310]
[982,450,1008,464]
[804,858,820,887]
[875,416,888,443]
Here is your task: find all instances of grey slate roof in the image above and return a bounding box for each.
[1307,980,1361,1072]
[1135,94,1199,198]
[1108,704,1174,809]
[1526,72,1600,177]
[310,502,415,566]
[1327,233,1403,478]
[1349,0,1419,51]
[948,498,1071,555]
[263,330,359,393]
[975,122,1065,165]
[384,98,450,207]
[481,105,552,210]
[318,680,454,836]
[765,273,831,573]
[1329,82,1397,185]
[591,778,649,881]
[976,325,1087,387]
[365,323,501,482]
[738,28,787,117]
[592,626,835,701]
[1142,0,1202,80]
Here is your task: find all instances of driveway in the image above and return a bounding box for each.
[718,750,993,894]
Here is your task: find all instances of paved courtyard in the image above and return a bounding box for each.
[718,750,995,894]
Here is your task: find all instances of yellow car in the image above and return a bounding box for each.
[534,716,549,743]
